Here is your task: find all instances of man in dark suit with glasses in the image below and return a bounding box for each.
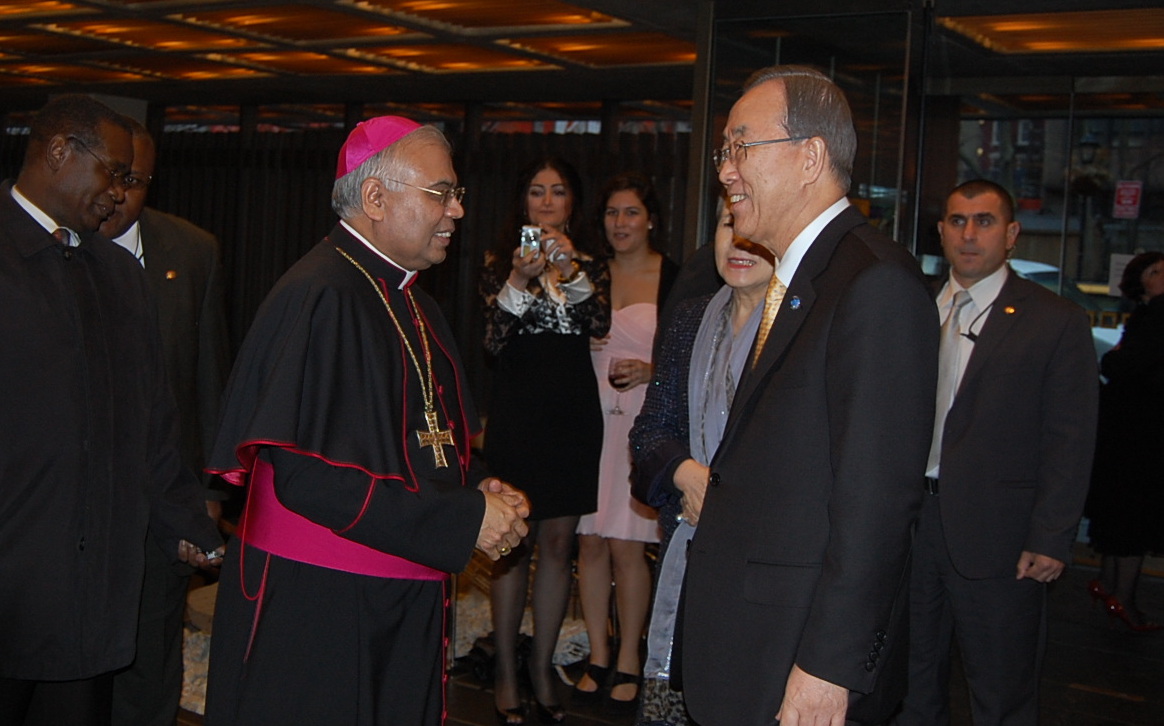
[100,118,232,726]
[0,95,222,726]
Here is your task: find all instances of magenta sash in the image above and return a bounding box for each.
[240,455,445,580]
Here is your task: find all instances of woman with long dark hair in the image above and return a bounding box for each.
[479,158,611,724]
[573,172,676,713]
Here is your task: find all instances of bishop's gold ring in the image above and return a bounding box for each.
[499,545,512,556]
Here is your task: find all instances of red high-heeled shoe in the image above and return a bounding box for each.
[1105,595,1163,632]
[1087,579,1110,603]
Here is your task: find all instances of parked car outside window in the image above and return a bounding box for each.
[1009,258,1121,360]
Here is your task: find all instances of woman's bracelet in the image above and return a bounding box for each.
[557,259,582,284]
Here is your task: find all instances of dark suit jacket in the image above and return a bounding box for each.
[139,207,230,489]
[682,206,939,726]
[935,270,1098,578]
[0,183,221,679]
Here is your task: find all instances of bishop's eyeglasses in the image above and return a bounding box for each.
[712,136,812,170]
[383,178,466,208]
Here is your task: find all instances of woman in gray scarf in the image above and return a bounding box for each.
[628,200,774,725]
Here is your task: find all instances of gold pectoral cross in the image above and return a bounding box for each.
[416,409,454,468]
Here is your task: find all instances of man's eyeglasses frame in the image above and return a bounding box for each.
[712,136,812,170]
[68,136,151,191]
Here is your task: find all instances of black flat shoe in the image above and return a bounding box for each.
[571,662,610,704]
[533,700,566,724]
[495,705,527,725]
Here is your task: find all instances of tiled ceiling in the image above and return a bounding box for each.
[1,1,1161,126]
[0,0,697,124]
[938,9,1164,55]
[928,5,1164,114]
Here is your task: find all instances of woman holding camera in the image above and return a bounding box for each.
[480,158,610,724]
[573,172,676,713]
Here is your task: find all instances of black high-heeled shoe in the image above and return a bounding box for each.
[533,699,565,724]
[605,671,642,715]
[571,662,610,704]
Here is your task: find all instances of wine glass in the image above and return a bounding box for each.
[608,358,628,415]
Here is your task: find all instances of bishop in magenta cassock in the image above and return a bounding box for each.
[204,117,529,726]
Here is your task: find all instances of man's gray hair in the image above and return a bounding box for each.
[331,125,451,220]
[743,65,857,194]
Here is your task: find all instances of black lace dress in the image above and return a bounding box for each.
[480,253,611,520]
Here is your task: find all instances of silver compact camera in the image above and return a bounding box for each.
[519,225,542,257]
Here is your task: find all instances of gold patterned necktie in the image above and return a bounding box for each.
[751,275,787,368]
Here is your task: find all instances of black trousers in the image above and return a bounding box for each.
[896,494,1046,726]
[0,673,114,726]
[111,534,190,726]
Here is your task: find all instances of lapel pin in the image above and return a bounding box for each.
[165,270,178,280]
[789,296,802,310]
[1004,306,1015,314]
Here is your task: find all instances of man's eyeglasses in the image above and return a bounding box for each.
[383,178,466,208]
[68,136,131,190]
[712,136,812,170]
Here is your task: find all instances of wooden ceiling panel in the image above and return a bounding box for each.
[939,9,1164,55]
[0,1,85,18]
[0,28,112,55]
[38,18,266,51]
[0,1,694,113]
[0,61,146,83]
[96,53,271,80]
[349,0,624,32]
[0,72,52,86]
[349,43,557,72]
[2,0,1151,128]
[501,32,695,67]
[212,50,396,75]
[175,4,414,43]
[95,0,234,5]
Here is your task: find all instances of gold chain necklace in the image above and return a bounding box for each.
[335,245,454,468]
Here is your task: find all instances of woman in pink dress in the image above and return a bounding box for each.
[575,172,677,713]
